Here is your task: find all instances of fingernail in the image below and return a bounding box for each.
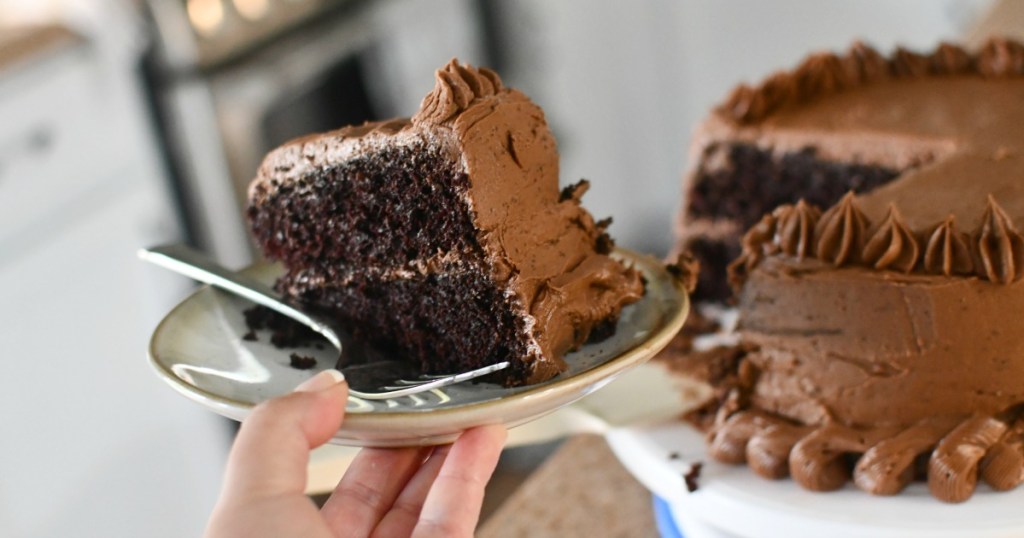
[294,369,346,393]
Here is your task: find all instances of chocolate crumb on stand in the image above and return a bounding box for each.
[684,462,704,493]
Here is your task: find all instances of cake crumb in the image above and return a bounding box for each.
[684,462,704,493]
[559,179,591,202]
[666,251,700,294]
[668,451,681,460]
[289,353,317,370]
[244,305,322,348]
[242,330,258,342]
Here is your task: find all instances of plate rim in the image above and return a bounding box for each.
[147,248,690,430]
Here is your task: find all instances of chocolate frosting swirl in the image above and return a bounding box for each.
[815,191,870,266]
[842,41,891,85]
[774,199,820,259]
[746,421,809,479]
[981,420,1024,491]
[890,47,931,77]
[727,213,778,292]
[794,53,848,98]
[923,215,974,276]
[977,38,1024,77]
[718,85,763,124]
[708,411,767,465]
[412,59,504,125]
[758,72,797,112]
[854,416,961,495]
[929,42,972,75]
[928,415,1007,503]
[974,196,1024,284]
[666,251,701,294]
[862,204,919,272]
[790,424,897,491]
[743,213,779,260]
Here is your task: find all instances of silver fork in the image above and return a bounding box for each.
[138,244,509,400]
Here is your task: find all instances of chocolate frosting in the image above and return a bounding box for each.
[250,59,643,385]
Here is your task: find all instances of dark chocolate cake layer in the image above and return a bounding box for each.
[249,143,480,269]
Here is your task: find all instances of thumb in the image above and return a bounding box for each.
[220,369,348,502]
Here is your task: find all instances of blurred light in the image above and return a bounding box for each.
[187,0,225,37]
[234,0,271,21]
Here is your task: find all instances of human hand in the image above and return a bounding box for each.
[205,369,507,538]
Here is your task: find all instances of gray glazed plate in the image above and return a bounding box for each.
[148,249,689,447]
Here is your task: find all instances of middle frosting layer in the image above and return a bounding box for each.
[736,256,1024,429]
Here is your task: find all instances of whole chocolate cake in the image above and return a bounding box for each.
[670,38,1024,502]
[247,60,644,386]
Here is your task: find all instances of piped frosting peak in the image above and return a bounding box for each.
[923,215,974,276]
[774,199,820,259]
[815,191,869,267]
[413,59,504,125]
[974,195,1024,284]
[863,204,919,273]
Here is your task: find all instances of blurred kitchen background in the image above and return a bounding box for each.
[0,0,1004,536]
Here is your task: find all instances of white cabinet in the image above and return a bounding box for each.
[0,27,228,538]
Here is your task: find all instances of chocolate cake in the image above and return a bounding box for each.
[669,38,1024,502]
[247,60,644,386]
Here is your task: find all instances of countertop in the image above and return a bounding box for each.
[478,434,659,538]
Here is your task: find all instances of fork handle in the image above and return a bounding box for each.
[138,244,341,350]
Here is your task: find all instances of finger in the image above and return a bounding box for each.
[369,444,452,538]
[412,425,507,538]
[321,445,432,538]
[220,370,348,502]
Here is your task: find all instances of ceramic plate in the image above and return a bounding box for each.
[148,249,688,447]
[604,395,1024,538]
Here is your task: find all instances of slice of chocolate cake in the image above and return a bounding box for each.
[247,60,644,386]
